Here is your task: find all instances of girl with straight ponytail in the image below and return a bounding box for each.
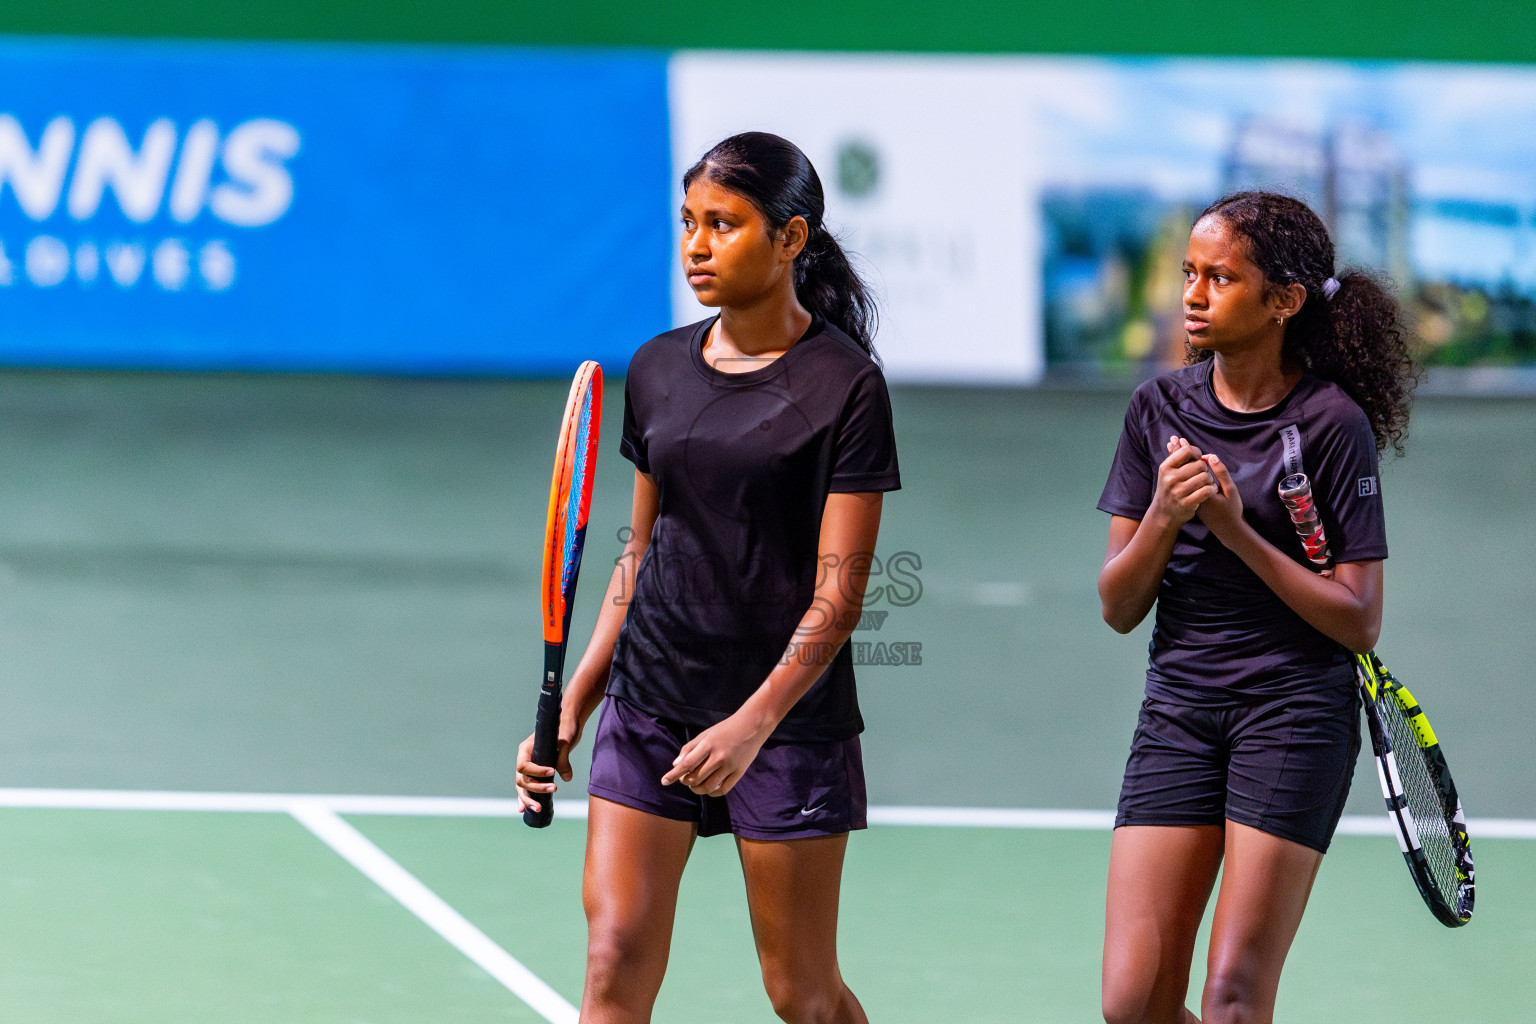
[516,132,898,1024]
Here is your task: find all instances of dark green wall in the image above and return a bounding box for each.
[2,1,1533,62]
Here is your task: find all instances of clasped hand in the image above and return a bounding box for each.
[1152,434,1243,536]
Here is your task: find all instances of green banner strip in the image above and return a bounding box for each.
[3,1,1534,63]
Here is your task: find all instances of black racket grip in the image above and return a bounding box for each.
[523,687,562,827]
[523,642,566,829]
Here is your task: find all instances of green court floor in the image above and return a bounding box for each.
[0,371,1527,1019]
[0,806,1531,1022]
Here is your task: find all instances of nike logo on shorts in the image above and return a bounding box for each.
[799,803,826,817]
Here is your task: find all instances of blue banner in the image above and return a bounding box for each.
[0,40,672,373]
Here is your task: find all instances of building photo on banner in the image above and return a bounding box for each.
[1030,56,1536,388]
[0,24,1534,1024]
[675,52,1536,389]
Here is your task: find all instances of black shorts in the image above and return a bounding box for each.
[1114,686,1361,853]
[587,695,867,841]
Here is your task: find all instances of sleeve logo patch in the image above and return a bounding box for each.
[1358,476,1379,496]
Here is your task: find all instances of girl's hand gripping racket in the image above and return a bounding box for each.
[1278,473,1474,926]
[524,361,602,828]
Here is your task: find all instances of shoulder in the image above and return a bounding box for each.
[1125,363,1205,426]
[809,321,881,373]
[627,318,708,378]
[789,320,887,397]
[1296,375,1373,441]
[817,320,872,359]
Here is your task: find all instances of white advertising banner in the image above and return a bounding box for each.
[669,53,1045,384]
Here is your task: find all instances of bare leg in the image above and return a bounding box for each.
[737,833,868,1024]
[1102,825,1226,1024]
[1199,822,1323,1024]
[579,796,697,1024]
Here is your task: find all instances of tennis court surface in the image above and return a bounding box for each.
[0,373,1529,1021]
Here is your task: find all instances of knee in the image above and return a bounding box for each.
[761,968,845,1024]
[1101,964,1163,1024]
[1202,965,1263,1023]
[1100,988,1151,1024]
[583,927,658,999]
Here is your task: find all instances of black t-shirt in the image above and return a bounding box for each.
[1098,362,1387,706]
[607,315,901,742]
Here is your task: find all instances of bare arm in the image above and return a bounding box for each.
[662,491,884,796]
[516,469,658,811]
[1196,454,1382,652]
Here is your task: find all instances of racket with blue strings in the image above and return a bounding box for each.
[1279,473,1474,926]
[524,360,602,828]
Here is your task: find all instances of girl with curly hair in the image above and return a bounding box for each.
[1096,191,1417,1024]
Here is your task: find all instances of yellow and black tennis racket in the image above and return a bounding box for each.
[1279,473,1474,926]
[524,361,602,829]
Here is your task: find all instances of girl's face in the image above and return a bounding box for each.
[680,178,805,309]
[1182,215,1299,354]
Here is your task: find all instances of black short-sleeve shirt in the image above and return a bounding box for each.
[608,315,901,742]
[1099,362,1387,706]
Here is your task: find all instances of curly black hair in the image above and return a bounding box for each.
[1190,191,1419,456]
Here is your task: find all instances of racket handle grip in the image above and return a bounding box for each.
[523,644,566,829]
[1277,473,1334,570]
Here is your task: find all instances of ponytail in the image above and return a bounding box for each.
[1306,271,1417,456]
[795,220,878,357]
[1192,191,1419,455]
[683,132,879,357]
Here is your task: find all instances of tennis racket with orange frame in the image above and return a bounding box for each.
[524,360,602,828]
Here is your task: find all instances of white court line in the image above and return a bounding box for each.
[0,788,1532,838]
[0,787,296,812]
[867,806,1116,829]
[289,800,579,1024]
[3,786,1536,841]
[0,788,577,818]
